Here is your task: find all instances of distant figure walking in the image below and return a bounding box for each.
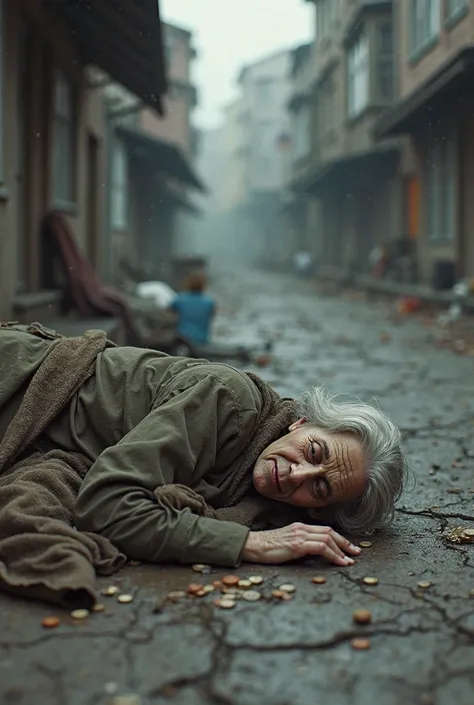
[169,271,216,344]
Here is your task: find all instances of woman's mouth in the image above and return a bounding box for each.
[272,460,282,493]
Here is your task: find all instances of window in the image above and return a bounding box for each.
[411,0,441,54]
[319,76,335,141]
[0,0,5,181]
[293,107,310,160]
[347,35,369,118]
[110,139,128,230]
[376,22,394,101]
[425,135,455,242]
[256,78,274,103]
[446,0,468,20]
[53,72,75,204]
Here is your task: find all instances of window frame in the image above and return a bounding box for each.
[347,33,370,119]
[410,0,441,58]
[110,138,129,231]
[445,0,469,25]
[52,71,76,209]
[425,134,456,244]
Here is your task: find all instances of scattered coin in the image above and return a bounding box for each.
[353,609,372,625]
[187,583,203,595]
[279,584,296,593]
[202,585,215,594]
[272,589,285,599]
[42,616,60,629]
[213,580,223,590]
[222,575,240,587]
[192,564,206,572]
[248,575,264,585]
[242,590,261,602]
[469,589,474,598]
[215,598,236,609]
[168,591,186,600]
[359,541,373,548]
[70,609,90,620]
[195,590,207,597]
[362,577,379,586]
[312,576,327,584]
[127,560,141,567]
[92,603,105,613]
[117,594,134,604]
[101,585,119,596]
[417,581,432,589]
[351,637,371,651]
[464,529,474,538]
[238,579,252,589]
[281,593,293,601]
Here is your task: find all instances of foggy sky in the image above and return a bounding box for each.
[160,0,313,129]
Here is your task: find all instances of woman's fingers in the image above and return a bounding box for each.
[305,525,362,556]
[303,540,354,566]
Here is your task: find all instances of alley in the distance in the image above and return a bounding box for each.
[1,268,473,705]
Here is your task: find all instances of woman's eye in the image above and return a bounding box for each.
[310,442,322,464]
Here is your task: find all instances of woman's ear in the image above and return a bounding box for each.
[288,417,307,432]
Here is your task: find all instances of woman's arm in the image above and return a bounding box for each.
[74,373,255,566]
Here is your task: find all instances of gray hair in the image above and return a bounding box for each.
[297,386,406,534]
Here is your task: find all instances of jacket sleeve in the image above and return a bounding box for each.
[74,372,258,566]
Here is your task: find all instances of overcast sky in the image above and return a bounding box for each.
[160,0,313,129]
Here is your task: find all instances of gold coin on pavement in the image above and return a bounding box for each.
[168,591,186,600]
[417,581,432,589]
[216,598,236,609]
[351,637,371,651]
[195,590,207,597]
[117,594,134,604]
[272,589,285,599]
[92,603,105,613]
[192,564,210,573]
[101,585,119,596]
[202,585,215,594]
[248,575,264,585]
[187,583,203,595]
[238,579,252,589]
[242,590,261,602]
[311,576,327,584]
[353,609,372,625]
[281,593,293,601]
[362,577,379,586]
[222,575,240,587]
[70,609,90,620]
[279,584,296,593]
[359,541,373,548]
[42,616,60,628]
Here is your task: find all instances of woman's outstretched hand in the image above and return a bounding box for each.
[241,523,361,566]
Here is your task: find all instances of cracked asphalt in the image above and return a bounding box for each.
[1,268,474,705]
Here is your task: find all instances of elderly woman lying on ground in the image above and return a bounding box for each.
[0,323,405,607]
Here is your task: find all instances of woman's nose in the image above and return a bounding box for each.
[288,463,319,483]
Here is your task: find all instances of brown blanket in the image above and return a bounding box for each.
[0,323,126,609]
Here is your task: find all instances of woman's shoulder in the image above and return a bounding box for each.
[178,362,262,414]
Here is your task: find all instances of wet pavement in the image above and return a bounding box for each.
[1,267,474,705]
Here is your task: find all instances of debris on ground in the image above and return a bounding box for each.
[444,526,474,544]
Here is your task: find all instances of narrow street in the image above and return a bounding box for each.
[2,268,474,705]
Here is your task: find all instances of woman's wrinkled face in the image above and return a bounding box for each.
[253,419,367,508]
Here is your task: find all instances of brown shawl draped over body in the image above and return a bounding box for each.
[0,323,300,609]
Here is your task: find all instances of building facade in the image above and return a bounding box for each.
[220,49,294,267]
[0,0,166,328]
[105,21,205,285]
[376,0,474,287]
[288,0,404,280]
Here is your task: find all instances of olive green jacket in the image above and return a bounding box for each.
[34,347,263,566]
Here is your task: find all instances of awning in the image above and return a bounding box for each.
[46,0,167,114]
[375,47,474,138]
[291,145,399,194]
[117,126,207,192]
